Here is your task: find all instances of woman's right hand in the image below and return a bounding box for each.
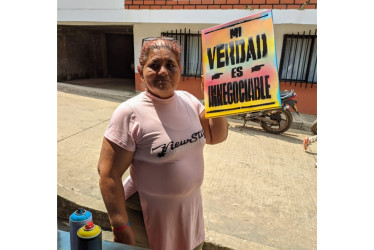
[98,137,136,245]
[113,226,136,245]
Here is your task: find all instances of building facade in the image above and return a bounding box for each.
[58,0,317,114]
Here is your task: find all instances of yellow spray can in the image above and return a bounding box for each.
[77,221,102,250]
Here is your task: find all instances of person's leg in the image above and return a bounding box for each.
[303,137,309,150]
[125,192,150,249]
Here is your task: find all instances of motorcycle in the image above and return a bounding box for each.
[235,89,301,134]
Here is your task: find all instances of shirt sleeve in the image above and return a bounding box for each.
[104,102,139,152]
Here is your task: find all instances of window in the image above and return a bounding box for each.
[279,30,317,87]
[161,30,202,78]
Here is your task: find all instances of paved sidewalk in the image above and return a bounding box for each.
[57,82,317,249]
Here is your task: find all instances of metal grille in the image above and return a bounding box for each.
[161,29,202,79]
[279,29,317,88]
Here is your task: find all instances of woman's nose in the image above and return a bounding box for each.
[158,65,168,76]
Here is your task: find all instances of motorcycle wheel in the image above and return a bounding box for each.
[311,120,317,135]
[260,109,293,134]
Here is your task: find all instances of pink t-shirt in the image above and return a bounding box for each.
[104,90,206,250]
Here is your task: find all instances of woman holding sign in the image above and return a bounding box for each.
[98,37,228,250]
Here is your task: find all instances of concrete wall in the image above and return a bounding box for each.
[58,0,124,9]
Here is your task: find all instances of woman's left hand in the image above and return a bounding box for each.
[199,75,228,145]
[199,111,228,145]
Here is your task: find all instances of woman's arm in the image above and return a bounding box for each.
[98,137,136,245]
[199,111,229,145]
[199,75,229,144]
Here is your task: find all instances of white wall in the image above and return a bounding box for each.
[58,0,124,9]
[58,9,317,25]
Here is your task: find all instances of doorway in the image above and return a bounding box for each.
[106,33,134,79]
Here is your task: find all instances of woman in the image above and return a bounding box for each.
[98,37,228,250]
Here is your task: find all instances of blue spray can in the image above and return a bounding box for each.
[69,208,92,250]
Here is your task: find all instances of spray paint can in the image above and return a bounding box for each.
[77,221,102,250]
[69,208,93,250]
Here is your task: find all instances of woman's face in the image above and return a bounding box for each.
[140,47,181,99]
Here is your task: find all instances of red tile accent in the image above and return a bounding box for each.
[233,4,246,8]
[214,0,227,4]
[133,0,143,4]
[161,5,173,8]
[221,4,233,8]
[190,0,202,4]
[227,0,239,4]
[239,0,252,3]
[173,5,184,8]
[150,5,162,8]
[253,0,265,4]
[250,4,259,8]
[295,0,307,3]
[155,0,166,4]
[129,5,140,8]
[304,4,316,9]
[287,4,300,8]
[260,4,272,8]
[184,5,196,8]
[140,5,151,8]
[208,4,221,8]
[202,0,213,3]
[176,0,189,4]
[266,0,279,3]
[273,4,287,8]
[196,5,209,8]
[280,0,294,3]
[144,0,154,4]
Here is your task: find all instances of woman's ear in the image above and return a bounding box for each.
[138,65,146,90]
[137,65,144,81]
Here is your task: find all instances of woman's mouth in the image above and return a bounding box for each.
[155,79,169,87]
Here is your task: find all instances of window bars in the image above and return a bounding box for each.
[161,29,202,79]
[279,29,317,88]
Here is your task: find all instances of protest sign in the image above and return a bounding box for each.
[201,10,281,118]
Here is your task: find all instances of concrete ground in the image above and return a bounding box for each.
[57,80,317,250]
